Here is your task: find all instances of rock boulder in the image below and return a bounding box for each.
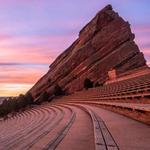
[29,5,147,98]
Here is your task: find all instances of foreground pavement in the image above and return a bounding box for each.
[0,102,149,150]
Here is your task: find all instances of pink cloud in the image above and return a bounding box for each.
[142,48,150,55]
[0,34,77,64]
[135,36,150,44]
[133,24,150,33]
[0,49,52,64]
[0,32,77,96]
[141,48,150,63]
[0,34,14,40]
[0,66,46,84]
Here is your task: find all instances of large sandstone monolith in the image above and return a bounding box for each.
[29,5,147,98]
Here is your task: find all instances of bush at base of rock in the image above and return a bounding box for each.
[0,92,34,118]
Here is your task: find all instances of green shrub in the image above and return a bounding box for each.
[25,92,34,105]
[0,93,34,118]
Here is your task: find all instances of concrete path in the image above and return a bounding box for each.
[85,104,150,150]
[56,105,95,150]
[0,102,150,150]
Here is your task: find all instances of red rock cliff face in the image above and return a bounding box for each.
[30,5,147,98]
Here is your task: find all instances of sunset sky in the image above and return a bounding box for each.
[0,0,150,96]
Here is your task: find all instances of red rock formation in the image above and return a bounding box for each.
[30,5,147,98]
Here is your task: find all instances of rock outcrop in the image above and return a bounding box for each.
[30,5,147,98]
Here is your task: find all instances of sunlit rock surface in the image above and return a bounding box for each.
[30,5,147,98]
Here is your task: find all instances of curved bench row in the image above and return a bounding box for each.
[61,73,150,102]
[0,107,41,139]
[0,105,56,149]
[42,105,76,150]
[28,104,75,150]
[4,108,55,149]
[20,105,64,150]
[0,105,54,148]
[65,101,150,125]
[0,103,76,150]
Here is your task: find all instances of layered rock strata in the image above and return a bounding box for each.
[30,5,147,98]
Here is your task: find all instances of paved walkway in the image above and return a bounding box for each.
[0,102,150,150]
[85,104,150,150]
[56,105,95,150]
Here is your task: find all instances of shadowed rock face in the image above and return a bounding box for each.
[30,5,147,98]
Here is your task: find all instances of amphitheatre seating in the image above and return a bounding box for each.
[1,102,118,149]
[0,69,150,149]
[0,88,149,149]
[61,72,150,102]
[54,70,150,125]
[0,104,76,149]
[0,106,54,147]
